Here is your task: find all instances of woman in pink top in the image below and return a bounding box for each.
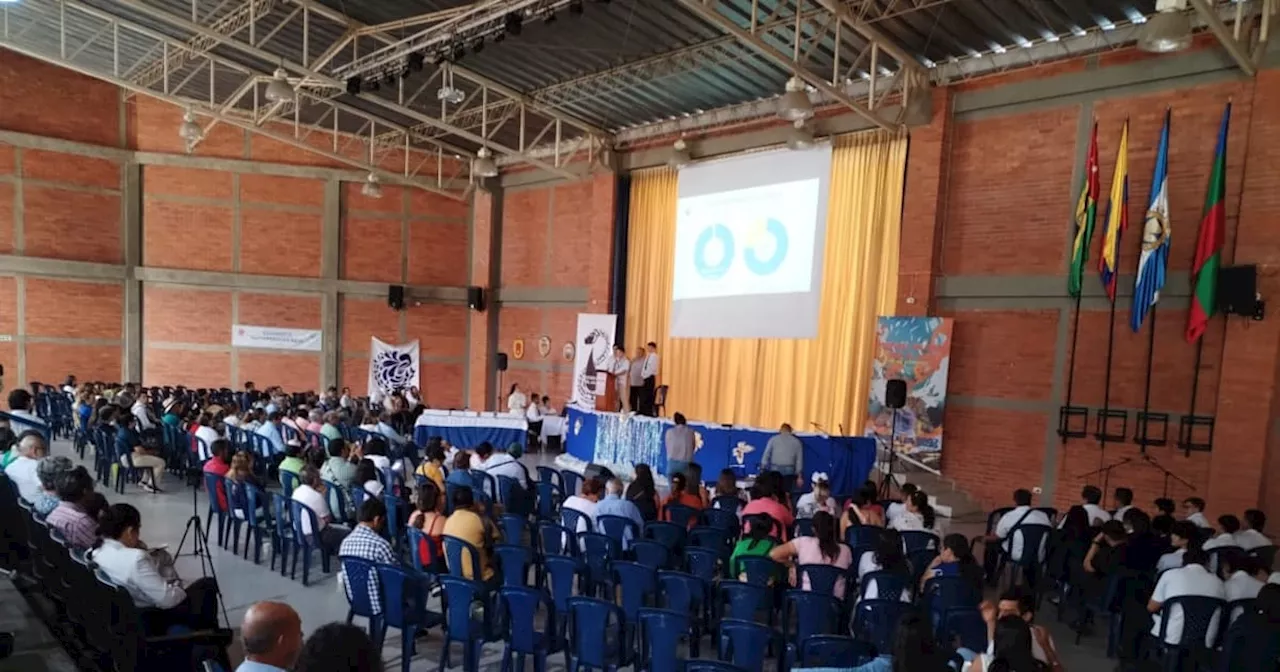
[769,511,853,599]
[741,474,795,540]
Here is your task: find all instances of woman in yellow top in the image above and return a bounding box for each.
[415,441,447,492]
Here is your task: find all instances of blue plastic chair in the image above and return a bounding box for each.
[797,564,846,599]
[799,635,876,668]
[644,521,687,553]
[1151,595,1225,672]
[536,481,564,520]
[566,596,627,671]
[538,521,577,557]
[406,527,437,575]
[498,586,561,672]
[536,465,563,490]
[498,513,534,547]
[685,546,721,584]
[543,554,583,644]
[202,472,230,547]
[718,618,779,672]
[852,599,914,653]
[494,543,537,588]
[288,499,333,585]
[561,508,589,536]
[1002,523,1052,589]
[227,479,271,563]
[559,470,582,499]
[686,661,748,672]
[438,575,497,672]
[664,503,699,528]
[596,514,640,549]
[339,555,385,647]
[718,580,773,625]
[578,532,621,597]
[631,540,670,570]
[269,492,292,576]
[844,525,885,549]
[901,530,939,553]
[322,479,352,526]
[613,561,657,649]
[689,526,732,560]
[860,570,911,602]
[280,470,299,498]
[636,608,688,672]
[658,570,709,656]
[923,575,982,627]
[382,493,405,552]
[711,494,743,514]
[443,534,484,581]
[474,470,498,503]
[700,507,740,534]
[377,564,445,672]
[782,589,840,663]
[793,517,814,538]
[737,556,778,586]
[941,607,988,653]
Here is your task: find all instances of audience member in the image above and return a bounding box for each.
[1113,487,1135,519]
[685,462,710,507]
[203,439,232,511]
[594,478,644,548]
[662,472,703,518]
[795,472,837,518]
[441,486,497,588]
[742,472,795,540]
[965,614,1049,672]
[1236,509,1271,551]
[770,511,852,599]
[320,439,358,490]
[361,437,392,471]
[407,481,446,569]
[1120,508,1165,572]
[476,441,527,487]
[983,588,1061,670]
[291,465,349,554]
[624,463,661,522]
[116,413,165,493]
[1156,521,1198,572]
[1152,498,1176,536]
[1203,514,1241,550]
[7,388,46,431]
[1182,497,1211,529]
[730,515,777,579]
[890,490,937,536]
[277,442,306,486]
[712,468,746,507]
[923,533,985,596]
[414,441,446,492]
[1219,584,1280,672]
[194,413,220,461]
[985,489,1052,578]
[1148,546,1225,647]
[844,488,885,535]
[564,477,604,532]
[46,466,100,549]
[338,498,397,614]
[236,601,303,672]
[355,458,383,498]
[884,482,917,525]
[32,454,73,516]
[3,431,47,502]
[859,528,911,602]
[90,503,221,633]
[319,412,344,444]
[255,412,287,456]
[1061,485,1110,527]
[1221,549,1267,603]
[305,409,324,435]
[293,622,383,672]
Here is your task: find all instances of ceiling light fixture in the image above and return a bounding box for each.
[669,138,691,168]
[473,147,499,178]
[361,172,383,199]
[1138,0,1192,53]
[264,66,295,103]
[178,109,203,144]
[786,121,814,151]
[436,63,465,105]
[776,76,813,122]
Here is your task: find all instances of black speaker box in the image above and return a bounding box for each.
[1218,265,1257,316]
[467,286,485,312]
[388,285,405,311]
[885,379,908,409]
[496,352,509,372]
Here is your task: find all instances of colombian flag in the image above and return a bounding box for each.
[1098,121,1129,301]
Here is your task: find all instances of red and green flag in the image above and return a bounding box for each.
[1186,103,1231,343]
[1068,123,1100,298]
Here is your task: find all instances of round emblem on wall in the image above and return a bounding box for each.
[512,339,525,360]
[537,336,552,358]
[562,342,575,361]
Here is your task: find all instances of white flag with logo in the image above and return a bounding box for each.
[368,338,420,397]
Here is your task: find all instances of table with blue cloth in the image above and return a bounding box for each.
[564,406,876,495]
[413,411,527,450]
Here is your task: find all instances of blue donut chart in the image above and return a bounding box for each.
[743,217,789,276]
[693,224,734,279]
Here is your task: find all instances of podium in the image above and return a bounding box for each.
[594,371,619,412]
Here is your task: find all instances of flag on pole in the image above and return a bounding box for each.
[1068,124,1100,298]
[1099,120,1129,301]
[1131,110,1171,332]
[1186,103,1231,343]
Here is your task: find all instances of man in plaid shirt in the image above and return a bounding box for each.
[338,497,397,614]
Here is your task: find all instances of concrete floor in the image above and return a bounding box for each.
[17,439,1115,671]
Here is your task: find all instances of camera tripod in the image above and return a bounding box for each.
[174,470,230,628]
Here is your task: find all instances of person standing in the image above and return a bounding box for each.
[760,423,804,491]
[628,347,645,414]
[640,342,660,416]
[609,346,630,412]
[664,413,696,478]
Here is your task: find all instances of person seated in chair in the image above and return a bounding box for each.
[236,601,303,672]
[115,412,165,493]
[1203,514,1242,551]
[1221,549,1267,603]
[984,488,1052,580]
[594,478,644,549]
[1235,509,1271,551]
[291,465,349,554]
[1148,546,1225,647]
[32,454,73,516]
[1182,497,1212,529]
[1157,521,1199,572]
[338,498,397,612]
[441,486,499,591]
[476,441,527,488]
[276,442,306,487]
[320,439,359,491]
[293,622,383,672]
[3,430,48,503]
[46,466,101,549]
[1060,485,1110,528]
[89,503,222,634]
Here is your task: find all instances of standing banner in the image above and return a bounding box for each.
[232,325,322,351]
[368,338,420,397]
[864,316,953,468]
[570,314,618,407]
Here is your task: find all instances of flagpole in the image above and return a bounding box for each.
[1139,305,1157,453]
[1063,289,1084,419]
[1098,296,1118,480]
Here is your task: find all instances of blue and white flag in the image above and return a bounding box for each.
[1131,110,1171,332]
[368,337,420,397]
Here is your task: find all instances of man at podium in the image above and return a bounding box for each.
[609,346,630,412]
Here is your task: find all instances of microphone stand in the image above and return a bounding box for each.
[1072,457,1132,498]
[1137,453,1194,498]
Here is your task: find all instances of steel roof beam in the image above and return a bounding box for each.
[1187,0,1256,76]
[814,0,926,75]
[676,0,895,131]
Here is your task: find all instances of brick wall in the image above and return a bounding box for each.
[905,59,1280,521]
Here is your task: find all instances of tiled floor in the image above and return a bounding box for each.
[25,439,1114,671]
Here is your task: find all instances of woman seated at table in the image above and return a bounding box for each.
[769,510,853,599]
[89,503,221,634]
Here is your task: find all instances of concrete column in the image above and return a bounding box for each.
[123,162,143,381]
[320,179,341,388]
[897,88,952,316]
[467,182,502,410]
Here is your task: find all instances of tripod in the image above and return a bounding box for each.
[174,470,229,628]
[877,407,899,501]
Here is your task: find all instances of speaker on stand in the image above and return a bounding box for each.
[495,352,508,412]
[878,378,907,500]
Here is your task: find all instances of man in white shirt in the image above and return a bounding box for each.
[989,489,1052,563]
[1157,521,1198,572]
[562,477,602,533]
[3,432,48,502]
[1182,497,1211,529]
[476,442,528,488]
[608,346,630,412]
[291,466,349,553]
[1221,550,1266,604]
[1112,487,1135,520]
[194,415,220,462]
[6,389,46,431]
[1148,547,1225,646]
[1060,485,1111,528]
[1235,510,1271,551]
[131,395,155,430]
[640,341,660,416]
[525,396,544,450]
[1203,514,1241,551]
[627,346,645,415]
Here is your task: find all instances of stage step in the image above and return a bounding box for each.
[873,455,986,525]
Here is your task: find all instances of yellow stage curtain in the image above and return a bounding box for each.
[624,129,907,432]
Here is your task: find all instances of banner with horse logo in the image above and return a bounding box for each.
[367,338,420,398]
[570,314,617,407]
[864,316,953,468]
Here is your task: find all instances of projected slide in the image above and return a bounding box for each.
[670,145,832,339]
[673,179,819,300]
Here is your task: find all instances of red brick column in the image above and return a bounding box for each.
[897,87,952,316]
[468,188,497,410]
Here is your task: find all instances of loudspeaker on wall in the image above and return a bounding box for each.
[496,352,509,372]
[388,285,405,311]
[468,286,485,312]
